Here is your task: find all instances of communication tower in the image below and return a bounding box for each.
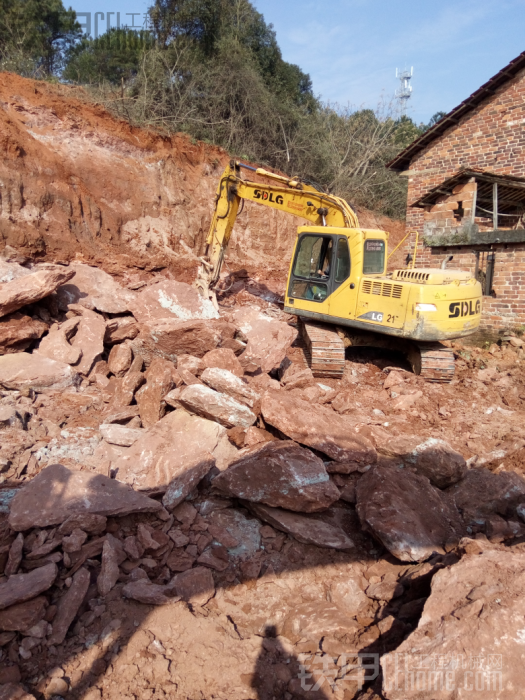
[396,67,413,114]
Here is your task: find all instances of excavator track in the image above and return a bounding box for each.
[411,342,456,383]
[301,321,346,378]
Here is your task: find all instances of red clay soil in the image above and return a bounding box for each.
[0,72,405,285]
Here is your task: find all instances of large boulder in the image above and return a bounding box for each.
[377,436,467,488]
[262,390,376,464]
[131,279,219,323]
[214,441,339,512]
[178,384,257,429]
[130,318,236,363]
[248,502,355,550]
[0,353,81,391]
[0,266,74,318]
[113,409,223,508]
[8,463,164,531]
[56,263,137,314]
[356,464,464,562]
[446,467,525,528]
[0,313,47,354]
[381,548,525,699]
[230,307,297,373]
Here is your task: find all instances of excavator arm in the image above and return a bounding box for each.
[195,160,359,302]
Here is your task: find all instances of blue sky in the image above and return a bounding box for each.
[68,0,525,123]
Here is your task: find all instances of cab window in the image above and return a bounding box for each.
[363,239,385,274]
[335,238,351,282]
[293,235,333,280]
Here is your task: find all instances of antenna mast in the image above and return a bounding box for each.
[396,67,413,115]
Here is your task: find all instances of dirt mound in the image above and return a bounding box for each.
[0,72,405,284]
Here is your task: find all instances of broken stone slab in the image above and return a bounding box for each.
[280,601,359,644]
[178,384,257,429]
[356,464,464,563]
[262,390,377,463]
[97,536,126,597]
[71,314,106,375]
[467,438,525,469]
[5,533,24,577]
[0,596,47,632]
[56,263,137,314]
[446,467,525,527]
[0,563,57,610]
[36,317,82,366]
[107,343,132,377]
[130,318,236,363]
[205,509,261,561]
[196,544,230,571]
[248,502,355,550]
[0,266,75,318]
[177,354,205,376]
[113,409,220,508]
[47,567,90,645]
[168,566,215,606]
[202,348,243,377]
[0,260,32,283]
[102,406,140,424]
[0,353,81,392]
[377,436,467,488]
[135,357,175,428]
[104,317,139,344]
[381,548,525,699]
[130,279,219,324]
[329,578,369,615]
[57,513,107,536]
[214,441,339,512]
[0,313,47,354]
[99,424,144,447]
[8,463,164,531]
[122,579,179,605]
[200,367,260,408]
[231,307,298,373]
[111,370,145,407]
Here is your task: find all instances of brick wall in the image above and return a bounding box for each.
[400,66,525,336]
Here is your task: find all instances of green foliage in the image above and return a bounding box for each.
[63,29,154,84]
[0,0,81,76]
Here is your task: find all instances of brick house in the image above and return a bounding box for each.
[387,50,525,339]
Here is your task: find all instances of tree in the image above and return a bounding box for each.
[0,0,81,76]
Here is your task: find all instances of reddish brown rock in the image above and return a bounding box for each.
[0,667,21,685]
[71,313,106,375]
[99,423,144,446]
[57,263,137,314]
[48,567,90,645]
[0,597,47,632]
[62,528,88,552]
[9,463,164,531]
[166,549,195,572]
[381,549,525,699]
[231,307,297,373]
[0,684,35,700]
[131,318,236,363]
[135,357,175,428]
[248,503,354,550]
[215,441,339,512]
[244,426,275,447]
[356,465,464,562]
[98,535,125,596]
[107,343,132,377]
[0,266,74,318]
[202,348,243,377]
[178,384,257,429]
[0,353,81,391]
[36,317,82,365]
[104,317,139,344]
[176,354,205,376]
[197,544,229,571]
[377,436,467,488]
[169,566,215,606]
[110,370,145,407]
[329,578,369,615]
[383,370,405,389]
[280,601,359,644]
[57,514,107,536]
[122,579,177,605]
[0,313,47,354]
[131,279,219,324]
[113,410,221,507]
[262,390,377,463]
[0,563,57,610]
[4,534,24,577]
[201,367,260,408]
[447,467,525,527]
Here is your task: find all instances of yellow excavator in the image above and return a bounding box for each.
[195,160,482,382]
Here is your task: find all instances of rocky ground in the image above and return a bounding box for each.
[0,254,524,700]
